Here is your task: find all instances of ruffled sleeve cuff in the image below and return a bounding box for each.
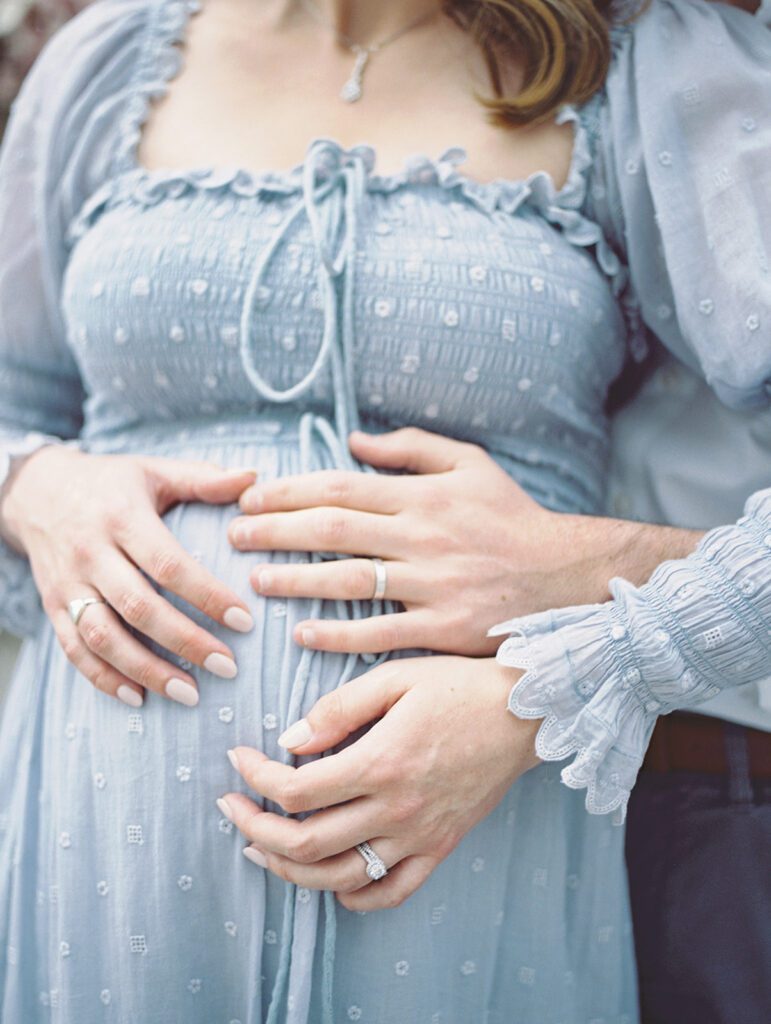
[489,488,771,824]
[0,432,82,638]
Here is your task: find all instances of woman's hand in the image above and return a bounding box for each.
[217,655,540,911]
[0,444,258,707]
[229,427,702,656]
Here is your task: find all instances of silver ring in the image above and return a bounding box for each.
[355,841,388,881]
[68,596,108,626]
[370,558,387,602]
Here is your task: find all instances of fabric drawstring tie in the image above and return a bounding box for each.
[237,140,393,1024]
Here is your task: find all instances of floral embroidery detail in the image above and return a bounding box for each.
[96,881,109,897]
[177,875,193,891]
[176,765,192,782]
[394,960,410,976]
[58,832,71,849]
[218,706,235,724]
[224,921,237,937]
[187,978,202,994]
[126,825,144,845]
[129,935,147,955]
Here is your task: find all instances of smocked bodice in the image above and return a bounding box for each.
[61,125,627,514]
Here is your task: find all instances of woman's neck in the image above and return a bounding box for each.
[288,0,442,47]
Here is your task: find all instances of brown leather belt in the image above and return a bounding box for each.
[642,711,771,778]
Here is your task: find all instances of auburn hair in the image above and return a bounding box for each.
[442,0,636,126]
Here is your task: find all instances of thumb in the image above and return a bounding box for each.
[348,427,476,475]
[277,663,409,754]
[143,457,258,509]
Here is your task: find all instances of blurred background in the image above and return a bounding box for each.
[0,0,91,708]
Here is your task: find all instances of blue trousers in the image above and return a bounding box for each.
[625,719,771,1024]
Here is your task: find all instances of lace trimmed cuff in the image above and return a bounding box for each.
[489,489,771,824]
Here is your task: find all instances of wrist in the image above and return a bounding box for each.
[593,517,705,597]
[0,443,81,555]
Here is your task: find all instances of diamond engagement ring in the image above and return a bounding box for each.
[370,558,387,602]
[355,841,388,881]
[68,596,107,626]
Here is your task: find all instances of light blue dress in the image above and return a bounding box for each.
[0,2,768,1022]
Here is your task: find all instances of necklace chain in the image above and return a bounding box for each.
[298,0,439,101]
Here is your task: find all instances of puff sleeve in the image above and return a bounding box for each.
[590,0,771,407]
[491,0,771,824]
[0,0,151,637]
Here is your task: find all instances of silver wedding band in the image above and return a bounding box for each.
[370,557,387,602]
[355,840,388,881]
[68,596,108,626]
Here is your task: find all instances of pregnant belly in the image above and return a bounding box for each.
[66,414,410,776]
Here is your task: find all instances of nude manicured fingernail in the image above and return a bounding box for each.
[226,748,239,771]
[299,627,317,647]
[166,677,199,707]
[278,718,313,749]
[117,685,143,707]
[223,606,254,632]
[204,652,238,679]
[255,571,272,591]
[243,846,267,868]
[242,488,263,511]
[216,797,233,820]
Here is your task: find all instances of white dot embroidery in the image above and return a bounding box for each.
[742,117,756,132]
[532,868,548,887]
[281,333,298,352]
[100,990,111,1006]
[625,159,639,176]
[59,832,71,849]
[460,960,477,976]
[154,371,170,389]
[224,921,238,937]
[425,403,440,419]
[747,315,760,332]
[91,280,105,298]
[177,875,193,891]
[530,276,545,293]
[220,325,238,346]
[114,326,129,345]
[188,979,202,994]
[272,601,288,618]
[129,935,147,955]
[191,278,209,296]
[262,713,278,730]
[176,766,192,783]
[264,930,278,945]
[203,373,219,390]
[517,378,532,392]
[501,319,517,342]
[297,887,311,903]
[469,265,487,282]
[219,818,234,834]
[347,1008,362,1021]
[111,375,126,392]
[471,857,485,872]
[658,151,673,167]
[59,941,70,958]
[375,222,392,235]
[65,722,77,740]
[394,960,410,976]
[374,298,392,318]
[463,367,479,384]
[436,225,452,239]
[96,881,109,897]
[169,324,186,343]
[218,706,235,724]
[130,276,150,297]
[126,825,144,845]
[443,308,459,327]
[518,966,536,986]
[703,626,723,650]
[400,354,420,374]
[699,298,714,316]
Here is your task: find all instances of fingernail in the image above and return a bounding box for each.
[117,684,143,707]
[223,606,254,632]
[255,570,272,591]
[231,524,247,546]
[223,467,257,477]
[226,748,239,771]
[204,652,238,679]
[242,488,263,512]
[278,718,313,749]
[243,846,267,868]
[216,797,233,821]
[166,677,199,707]
[300,627,317,647]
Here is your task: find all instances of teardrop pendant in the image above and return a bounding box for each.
[340,49,370,103]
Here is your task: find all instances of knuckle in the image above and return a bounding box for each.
[314,687,344,727]
[103,505,132,537]
[289,832,321,865]
[195,583,222,618]
[317,510,347,547]
[119,590,152,627]
[70,537,95,569]
[59,631,81,663]
[82,620,111,655]
[322,471,351,504]
[134,660,157,691]
[270,857,292,883]
[351,561,376,596]
[88,665,111,694]
[390,792,424,825]
[278,780,307,815]
[175,628,202,662]
[376,618,402,650]
[151,551,184,588]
